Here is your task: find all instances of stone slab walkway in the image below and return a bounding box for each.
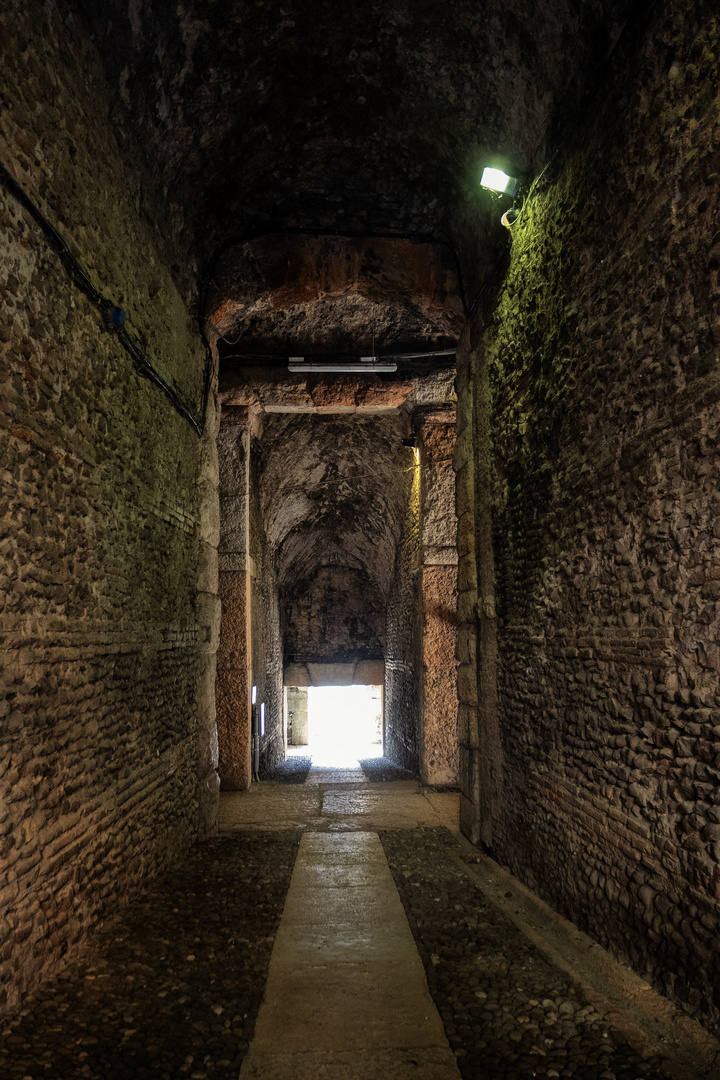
[240,831,460,1079]
[2,768,719,1079]
[218,773,458,833]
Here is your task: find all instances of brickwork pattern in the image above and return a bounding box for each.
[0,0,218,1010]
[458,0,720,1032]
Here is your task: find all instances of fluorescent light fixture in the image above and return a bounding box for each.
[481,167,518,196]
[289,362,397,373]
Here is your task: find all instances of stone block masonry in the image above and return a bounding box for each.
[456,0,720,1035]
[0,0,219,1010]
[418,416,459,787]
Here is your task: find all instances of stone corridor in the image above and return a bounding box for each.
[1,764,717,1080]
[4,0,720,1066]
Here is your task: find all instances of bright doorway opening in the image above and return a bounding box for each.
[286,684,382,767]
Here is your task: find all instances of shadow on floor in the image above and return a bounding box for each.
[358,756,416,782]
[264,756,313,784]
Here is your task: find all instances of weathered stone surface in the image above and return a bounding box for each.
[419,419,459,787]
[0,0,219,1010]
[285,567,385,664]
[284,661,385,687]
[456,0,720,1035]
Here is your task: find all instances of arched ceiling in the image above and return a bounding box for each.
[258,413,413,595]
[79,0,636,649]
[207,233,464,354]
[79,0,635,306]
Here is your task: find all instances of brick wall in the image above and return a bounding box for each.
[457,0,720,1031]
[0,0,219,1009]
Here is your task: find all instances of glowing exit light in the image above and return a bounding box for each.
[481,167,518,196]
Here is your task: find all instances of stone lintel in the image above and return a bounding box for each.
[284,660,385,687]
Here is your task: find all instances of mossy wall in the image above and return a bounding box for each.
[0,0,219,1010]
[458,0,720,1031]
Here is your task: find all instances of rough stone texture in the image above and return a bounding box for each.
[210,235,463,355]
[219,365,454,417]
[419,419,459,787]
[287,686,309,746]
[381,829,680,1080]
[384,455,422,773]
[455,330,503,849]
[249,434,284,776]
[457,0,720,1034]
[0,0,219,1011]
[78,0,635,299]
[284,566,385,664]
[0,831,300,1079]
[216,412,252,791]
[259,413,411,595]
[216,409,284,785]
[285,660,385,687]
[217,400,459,786]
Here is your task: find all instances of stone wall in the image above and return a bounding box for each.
[0,0,219,1011]
[216,409,252,790]
[284,567,385,664]
[249,430,283,774]
[418,417,459,786]
[457,0,720,1032]
[384,451,422,772]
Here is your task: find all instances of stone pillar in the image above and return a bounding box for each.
[418,414,459,786]
[216,406,253,790]
[287,686,309,745]
[454,332,481,841]
[196,391,222,834]
[454,329,502,847]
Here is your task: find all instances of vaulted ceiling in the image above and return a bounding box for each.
[79,0,635,354]
[76,0,636,599]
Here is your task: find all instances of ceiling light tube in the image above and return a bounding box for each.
[288,362,398,373]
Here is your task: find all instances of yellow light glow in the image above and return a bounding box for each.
[481,167,517,195]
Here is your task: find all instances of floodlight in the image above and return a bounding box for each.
[481,167,518,196]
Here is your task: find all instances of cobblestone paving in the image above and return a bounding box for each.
[380,829,677,1080]
[0,832,299,1080]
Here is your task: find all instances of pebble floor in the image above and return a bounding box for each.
[0,832,299,1080]
[0,784,704,1080]
[381,829,675,1080]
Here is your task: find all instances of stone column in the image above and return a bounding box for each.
[216,406,253,790]
[287,686,309,745]
[196,390,222,833]
[454,329,502,847]
[454,331,482,842]
[418,413,459,786]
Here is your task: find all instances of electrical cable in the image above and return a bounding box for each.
[204,318,245,346]
[0,159,212,438]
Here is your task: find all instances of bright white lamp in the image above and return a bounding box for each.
[481,167,518,196]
